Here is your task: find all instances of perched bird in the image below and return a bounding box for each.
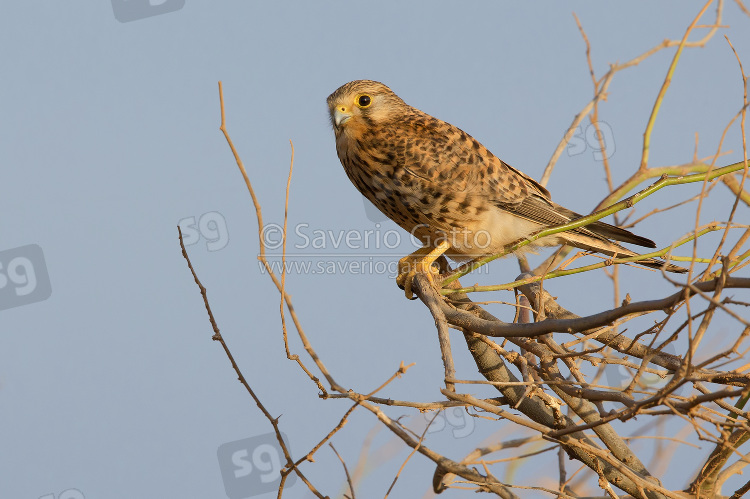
[327,80,685,297]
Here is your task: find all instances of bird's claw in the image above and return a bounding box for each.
[395,241,451,300]
[396,260,442,300]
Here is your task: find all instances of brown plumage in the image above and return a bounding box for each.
[327,80,685,276]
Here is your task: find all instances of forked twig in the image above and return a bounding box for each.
[178,227,325,498]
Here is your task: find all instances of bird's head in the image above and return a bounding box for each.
[327,80,406,135]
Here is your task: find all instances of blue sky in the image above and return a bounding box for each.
[2,2,749,498]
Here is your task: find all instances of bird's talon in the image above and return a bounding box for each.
[396,262,441,300]
[404,276,416,300]
[396,270,417,300]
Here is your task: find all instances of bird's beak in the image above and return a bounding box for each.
[333,107,352,128]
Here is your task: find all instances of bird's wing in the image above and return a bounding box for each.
[400,114,656,248]
[398,113,537,203]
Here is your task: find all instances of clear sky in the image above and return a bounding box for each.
[2,2,749,498]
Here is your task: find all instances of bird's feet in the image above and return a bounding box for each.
[397,258,443,300]
[395,241,451,300]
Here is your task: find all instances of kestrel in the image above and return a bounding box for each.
[327,80,685,297]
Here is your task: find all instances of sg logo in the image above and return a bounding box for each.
[567,121,616,161]
[111,0,185,23]
[39,489,84,499]
[0,244,52,312]
[178,212,229,252]
[217,432,296,498]
[423,407,476,439]
[605,342,687,398]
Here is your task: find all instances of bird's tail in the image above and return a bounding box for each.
[560,232,688,273]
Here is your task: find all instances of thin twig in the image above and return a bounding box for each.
[178,227,325,498]
[329,443,356,499]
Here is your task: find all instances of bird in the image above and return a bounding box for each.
[327,80,686,298]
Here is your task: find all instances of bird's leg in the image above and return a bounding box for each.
[396,246,434,295]
[396,240,451,300]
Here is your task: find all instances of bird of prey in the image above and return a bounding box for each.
[327,80,685,297]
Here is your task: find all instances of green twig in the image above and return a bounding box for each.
[441,161,746,289]
[443,225,724,295]
[639,0,713,171]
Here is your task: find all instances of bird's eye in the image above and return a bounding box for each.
[356,94,372,108]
